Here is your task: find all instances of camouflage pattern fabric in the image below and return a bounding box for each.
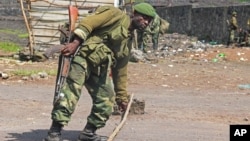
[51,5,130,128]
[137,29,149,52]
[52,44,115,128]
[137,14,161,52]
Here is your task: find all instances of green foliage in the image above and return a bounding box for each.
[0,42,21,52]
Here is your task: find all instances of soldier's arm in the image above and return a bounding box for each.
[74,6,122,40]
[111,38,130,104]
[150,16,161,34]
[112,55,129,105]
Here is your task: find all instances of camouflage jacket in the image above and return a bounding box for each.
[145,14,161,34]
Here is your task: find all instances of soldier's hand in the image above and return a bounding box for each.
[61,42,78,56]
[117,101,128,112]
[61,37,82,56]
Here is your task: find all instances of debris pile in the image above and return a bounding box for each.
[130,33,227,63]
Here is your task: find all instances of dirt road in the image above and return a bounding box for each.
[1,3,250,140]
[1,56,250,141]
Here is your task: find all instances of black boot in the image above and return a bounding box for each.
[77,123,108,141]
[43,121,63,141]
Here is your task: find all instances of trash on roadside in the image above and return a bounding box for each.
[212,58,218,62]
[209,41,217,45]
[212,53,227,63]
[218,53,225,58]
[238,84,250,89]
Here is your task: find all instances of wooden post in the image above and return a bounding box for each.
[19,0,34,56]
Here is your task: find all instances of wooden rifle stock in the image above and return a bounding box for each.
[69,6,78,32]
[61,57,71,77]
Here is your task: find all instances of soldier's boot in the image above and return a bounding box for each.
[43,121,63,141]
[153,44,158,51]
[77,123,108,141]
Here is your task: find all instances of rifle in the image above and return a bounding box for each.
[53,5,79,104]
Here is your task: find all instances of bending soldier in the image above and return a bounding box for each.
[43,2,155,141]
[137,13,161,52]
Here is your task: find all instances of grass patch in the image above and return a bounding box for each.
[18,33,29,38]
[47,69,58,76]
[0,29,28,38]
[0,42,21,53]
[11,69,57,76]
[0,29,28,53]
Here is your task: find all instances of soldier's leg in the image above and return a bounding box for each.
[137,30,144,50]
[230,30,235,44]
[142,32,150,53]
[152,32,159,51]
[78,58,115,141]
[133,29,138,49]
[44,55,89,141]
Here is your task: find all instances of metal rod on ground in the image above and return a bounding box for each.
[107,93,134,141]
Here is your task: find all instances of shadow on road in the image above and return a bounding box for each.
[6,129,81,141]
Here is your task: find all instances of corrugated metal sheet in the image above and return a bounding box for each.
[24,0,115,50]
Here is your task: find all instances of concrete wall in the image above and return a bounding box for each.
[0,0,23,17]
[157,5,192,35]
[1,0,250,44]
[156,5,250,44]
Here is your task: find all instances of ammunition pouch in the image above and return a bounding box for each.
[107,26,129,59]
[87,44,113,68]
[78,36,114,68]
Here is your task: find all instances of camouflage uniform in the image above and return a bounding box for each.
[137,29,149,52]
[137,14,161,52]
[228,12,238,45]
[44,2,156,141]
[52,5,130,128]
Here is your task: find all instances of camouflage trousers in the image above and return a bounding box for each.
[137,30,148,52]
[137,31,159,52]
[230,30,236,43]
[151,32,159,50]
[51,53,115,128]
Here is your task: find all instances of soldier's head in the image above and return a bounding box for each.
[131,2,155,31]
[232,11,237,16]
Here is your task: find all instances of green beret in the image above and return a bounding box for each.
[133,3,156,18]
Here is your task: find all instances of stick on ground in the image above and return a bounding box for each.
[107,93,134,141]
